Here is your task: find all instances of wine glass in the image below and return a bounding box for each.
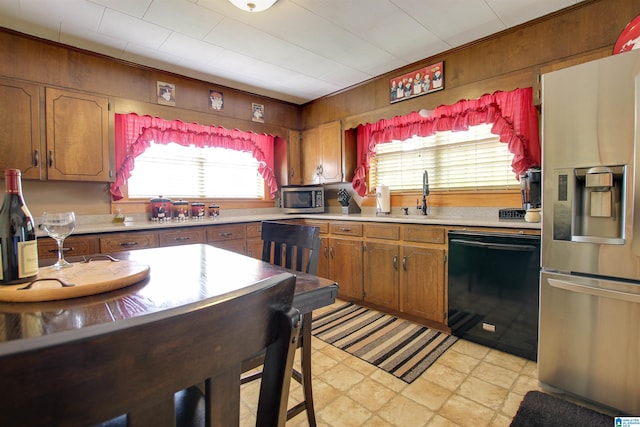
[42,211,76,269]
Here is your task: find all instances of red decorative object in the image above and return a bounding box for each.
[110,113,279,201]
[614,15,640,54]
[352,87,540,197]
[389,62,444,103]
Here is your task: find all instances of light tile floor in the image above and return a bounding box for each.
[240,300,617,426]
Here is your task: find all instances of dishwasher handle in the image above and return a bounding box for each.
[548,278,640,303]
[449,238,537,252]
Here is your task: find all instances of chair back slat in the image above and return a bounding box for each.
[261,221,321,275]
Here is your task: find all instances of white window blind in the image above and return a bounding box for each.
[127,142,264,199]
[370,123,519,192]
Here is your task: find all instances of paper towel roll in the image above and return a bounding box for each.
[376,185,391,213]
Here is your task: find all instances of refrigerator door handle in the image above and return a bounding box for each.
[633,74,640,257]
[548,278,640,303]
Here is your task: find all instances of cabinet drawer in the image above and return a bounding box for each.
[304,220,329,234]
[206,224,246,242]
[330,222,363,237]
[210,239,246,255]
[158,227,205,247]
[402,225,445,244]
[38,235,99,259]
[364,223,400,240]
[100,232,159,253]
[246,222,262,239]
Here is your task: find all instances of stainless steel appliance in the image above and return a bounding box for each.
[520,166,541,211]
[280,185,325,213]
[540,49,640,414]
[447,231,540,360]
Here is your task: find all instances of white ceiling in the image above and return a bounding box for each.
[0,0,583,105]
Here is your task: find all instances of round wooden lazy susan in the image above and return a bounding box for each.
[0,257,150,302]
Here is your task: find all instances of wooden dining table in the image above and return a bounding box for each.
[0,244,338,426]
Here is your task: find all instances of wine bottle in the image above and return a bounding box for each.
[0,169,38,284]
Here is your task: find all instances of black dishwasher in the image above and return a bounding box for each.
[447,231,540,360]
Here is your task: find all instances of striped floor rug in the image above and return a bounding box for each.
[311,302,458,383]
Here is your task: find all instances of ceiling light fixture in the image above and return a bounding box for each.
[228,0,278,12]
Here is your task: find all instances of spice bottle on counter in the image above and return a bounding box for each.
[113,208,125,223]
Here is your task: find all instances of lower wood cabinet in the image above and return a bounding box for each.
[307,220,331,278]
[245,222,263,260]
[158,227,205,247]
[329,237,363,300]
[317,235,330,279]
[363,239,446,324]
[99,231,159,253]
[37,223,264,267]
[205,223,246,255]
[312,221,364,300]
[400,245,445,323]
[363,223,401,310]
[36,218,447,327]
[37,235,100,260]
[317,235,363,297]
[363,241,399,309]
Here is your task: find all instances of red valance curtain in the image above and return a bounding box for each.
[351,87,541,196]
[110,113,279,201]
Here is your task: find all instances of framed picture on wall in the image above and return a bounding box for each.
[157,81,176,106]
[389,61,444,103]
[252,103,264,122]
[209,90,224,110]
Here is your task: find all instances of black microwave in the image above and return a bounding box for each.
[281,185,325,213]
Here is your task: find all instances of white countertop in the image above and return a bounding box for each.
[37,208,540,237]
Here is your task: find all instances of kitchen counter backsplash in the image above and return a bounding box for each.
[36,206,539,237]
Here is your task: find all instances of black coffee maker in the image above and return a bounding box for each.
[520,166,541,210]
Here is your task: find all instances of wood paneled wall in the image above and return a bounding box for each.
[2,0,637,138]
[0,28,300,137]
[301,0,640,209]
[301,0,640,130]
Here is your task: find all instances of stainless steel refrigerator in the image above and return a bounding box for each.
[540,49,640,414]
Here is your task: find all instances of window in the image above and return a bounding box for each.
[369,123,519,192]
[127,142,264,199]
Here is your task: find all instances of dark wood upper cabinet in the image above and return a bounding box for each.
[0,80,113,182]
[45,87,111,182]
[0,77,43,180]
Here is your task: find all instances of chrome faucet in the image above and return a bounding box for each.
[417,170,429,215]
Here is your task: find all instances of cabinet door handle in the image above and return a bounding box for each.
[330,247,334,258]
[174,236,190,241]
[393,255,398,270]
[290,167,295,177]
[402,256,407,271]
[48,247,72,253]
[339,227,351,232]
[219,232,233,237]
[33,149,39,167]
[120,242,139,247]
[323,247,328,258]
[48,150,53,167]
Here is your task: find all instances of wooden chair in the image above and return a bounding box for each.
[242,221,321,426]
[260,220,321,275]
[5,272,302,427]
